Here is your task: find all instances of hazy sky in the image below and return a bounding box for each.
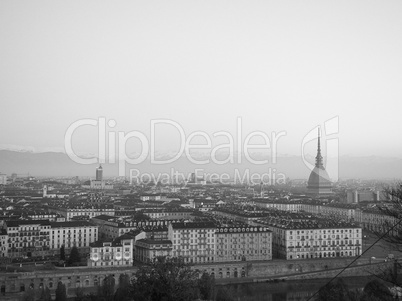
[1,1,402,158]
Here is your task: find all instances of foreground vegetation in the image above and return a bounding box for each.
[20,256,236,301]
[19,256,401,301]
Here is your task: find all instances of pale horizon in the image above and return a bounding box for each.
[1,1,402,160]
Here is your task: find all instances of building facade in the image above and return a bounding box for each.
[5,220,51,258]
[306,129,333,195]
[168,222,216,264]
[215,226,272,262]
[49,221,98,252]
[259,220,362,260]
[135,239,173,263]
[49,206,115,221]
[88,235,134,268]
[0,229,8,259]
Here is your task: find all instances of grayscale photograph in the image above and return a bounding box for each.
[0,1,402,300]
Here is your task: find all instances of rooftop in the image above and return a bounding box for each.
[171,221,216,230]
[50,221,95,228]
[136,239,172,245]
[6,220,51,227]
[257,218,360,230]
[216,226,271,234]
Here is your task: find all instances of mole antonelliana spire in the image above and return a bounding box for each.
[307,127,333,195]
[315,127,323,168]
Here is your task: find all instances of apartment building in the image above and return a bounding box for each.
[49,221,98,252]
[215,226,272,262]
[5,220,51,258]
[258,219,362,260]
[168,222,216,264]
[0,229,8,258]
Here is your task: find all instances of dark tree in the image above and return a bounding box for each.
[38,286,52,301]
[198,271,215,300]
[361,280,393,301]
[68,246,81,266]
[215,286,236,301]
[79,293,99,301]
[55,282,67,301]
[377,183,402,248]
[315,279,352,301]
[372,183,402,288]
[98,274,115,301]
[60,245,66,261]
[75,287,86,301]
[114,274,131,301]
[20,291,35,301]
[131,256,199,301]
[75,288,99,301]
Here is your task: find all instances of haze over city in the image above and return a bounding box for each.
[2,2,402,300]
[1,0,402,162]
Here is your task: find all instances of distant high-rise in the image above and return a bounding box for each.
[96,165,103,181]
[307,128,333,195]
[84,164,113,190]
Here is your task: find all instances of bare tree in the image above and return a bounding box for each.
[368,182,402,290]
[377,183,402,246]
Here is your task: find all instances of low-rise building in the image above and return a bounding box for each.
[49,205,115,221]
[94,217,171,240]
[140,194,162,201]
[23,211,65,222]
[319,204,356,222]
[211,208,268,224]
[141,208,194,220]
[135,239,173,262]
[356,208,398,234]
[254,199,303,212]
[0,173,7,185]
[88,234,134,268]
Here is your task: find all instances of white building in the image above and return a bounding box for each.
[88,234,134,268]
[168,222,216,264]
[89,179,114,190]
[49,221,98,251]
[135,239,173,263]
[257,219,362,260]
[0,173,7,185]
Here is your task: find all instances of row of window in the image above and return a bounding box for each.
[288,251,357,259]
[289,240,359,247]
[289,229,360,235]
[8,226,50,231]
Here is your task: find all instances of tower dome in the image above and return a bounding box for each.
[307,128,332,195]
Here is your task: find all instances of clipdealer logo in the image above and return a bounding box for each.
[64,116,339,184]
[64,117,286,177]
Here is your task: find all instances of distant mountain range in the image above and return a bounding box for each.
[0,150,401,180]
